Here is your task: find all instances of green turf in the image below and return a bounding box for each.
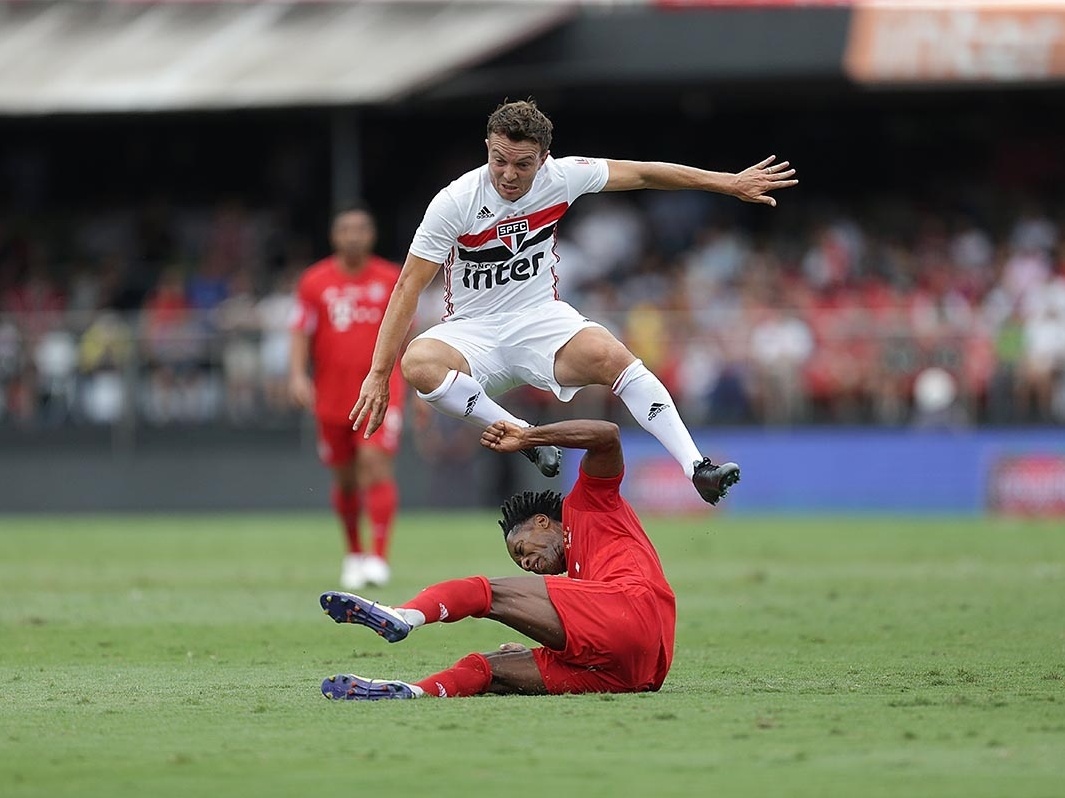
[2,512,1063,798]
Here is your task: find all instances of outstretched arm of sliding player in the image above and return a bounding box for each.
[481,418,623,479]
[350,253,439,437]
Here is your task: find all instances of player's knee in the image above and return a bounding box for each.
[589,346,636,386]
[357,455,394,487]
[399,345,435,391]
[557,337,633,387]
[401,341,463,392]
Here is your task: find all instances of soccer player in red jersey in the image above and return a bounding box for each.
[319,417,677,700]
[290,204,405,590]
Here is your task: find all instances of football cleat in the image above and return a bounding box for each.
[519,445,561,478]
[361,555,390,587]
[322,674,416,701]
[340,554,367,591]
[691,458,741,506]
[319,591,411,643]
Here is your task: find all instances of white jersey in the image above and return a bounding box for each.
[409,155,609,320]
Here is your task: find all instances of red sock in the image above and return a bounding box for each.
[415,653,492,698]
[365,479,398,560]
[331,487,362,554]
[399,576,492,624]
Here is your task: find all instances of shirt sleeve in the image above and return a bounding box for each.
[289,274,317,334]
[565,465,624,512]
[409,187,463,264]
[556,156,610,203]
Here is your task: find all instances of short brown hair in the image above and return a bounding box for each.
[486,99,553,153]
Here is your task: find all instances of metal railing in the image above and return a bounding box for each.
[1,304,1062,439]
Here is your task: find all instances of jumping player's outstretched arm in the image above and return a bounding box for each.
[350,253,439,436]
[603,155,797,207]
[481,419,623,479]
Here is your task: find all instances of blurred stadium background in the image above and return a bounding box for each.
[1,0,1064,516]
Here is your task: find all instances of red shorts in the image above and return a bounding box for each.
[532,577,672,695]
[316,405,403,466]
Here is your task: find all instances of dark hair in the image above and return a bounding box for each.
[499,490,563,538]
[486,99,553,153]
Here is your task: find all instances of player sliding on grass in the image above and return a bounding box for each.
[320,417,683,700]
[350,98,796,505]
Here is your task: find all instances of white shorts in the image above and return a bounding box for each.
[413,301,603,401]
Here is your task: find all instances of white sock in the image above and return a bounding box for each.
[418,370,529,429]
[395,607,426,628]
[403,682,426,697]
[613,360,702,478]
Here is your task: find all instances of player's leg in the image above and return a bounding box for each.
[553,326,740,505]
[484,575,565,649]
[355,446,395,587]
[483,645,549,695]
[319,574,564,648]
[317,420,365,589]
[403,329,560,477]
[321,577,560,700]
[355,403,403,587]
[319,579,661,700]
[372,646,548,699]
[322,647,546,700]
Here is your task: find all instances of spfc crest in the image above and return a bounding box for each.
[496,219,529,254]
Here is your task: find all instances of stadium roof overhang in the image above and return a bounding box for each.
[0,1,577,115]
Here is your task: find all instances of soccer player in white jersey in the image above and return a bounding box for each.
[351,99,797,505]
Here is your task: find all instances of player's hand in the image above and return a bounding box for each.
[349,374,390,437]
[732,155,798,207]
[498,642,530,653]
[480,420,527,453]
[289,374,315,409]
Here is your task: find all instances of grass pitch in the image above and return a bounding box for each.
[2,511,1063,798]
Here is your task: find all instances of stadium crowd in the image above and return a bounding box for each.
[2,189,1064,430]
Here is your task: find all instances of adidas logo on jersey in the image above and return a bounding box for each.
[648,402,670,421]
[475,206,495,220]
[464,394,479,417]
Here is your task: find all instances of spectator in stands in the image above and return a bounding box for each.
[749,304,814,425]
[217,269,262,424]
[78,312,133,425]
[1016,294,1065,422]
[140,266,211,423]
[257,267,297,417]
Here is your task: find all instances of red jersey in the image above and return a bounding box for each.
[561,467,676,676]
[292,255,402,424]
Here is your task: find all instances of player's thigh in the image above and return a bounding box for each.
[486,576,565,651]
[411,319,518,397]
[531,647,641,695]
[401,337,471,391]
[553,326,637,388]
[483,648,549,696]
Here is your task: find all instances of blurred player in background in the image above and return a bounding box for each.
[320,417,675,700]
[352,99,797,505]
[290,203,404,590]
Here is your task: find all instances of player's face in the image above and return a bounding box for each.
[506,517,565,575]
[485,134,548,203]
[331,211,376,260]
